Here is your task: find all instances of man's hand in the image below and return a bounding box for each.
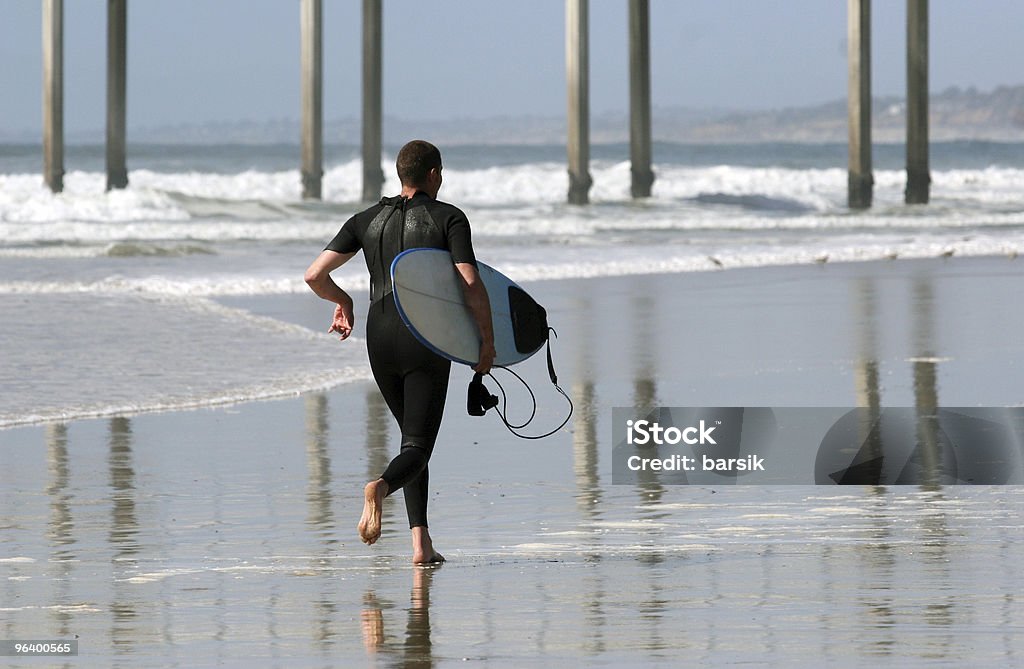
[475,341,496,375]
[329,300,355,340]
[306,249,358,341]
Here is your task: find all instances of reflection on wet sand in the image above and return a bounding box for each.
[858,492,898,656]
[854,278,884,477]
[361,567,436,668]
[365,389,391,484]
[304,392,341,650]
[108,417,138,555]
[572,380,599,518]
[46,423,76,651]
[569,281,601,522]
[852,488,957,657]
[566,280,610,653]
[7,259,1024,666]
[47,424,74,557]
[845,273,956,654]
[911,277,941,489]
[304,392,335,539]
[107,416,141,652]
[848,272,948,485]
[630,275,665,509]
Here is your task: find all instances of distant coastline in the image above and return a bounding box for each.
[4,85,1024,146]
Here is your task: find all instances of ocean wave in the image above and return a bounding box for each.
[6,146,1024,429]
[691,192,816,213]
[104,241,217,257]
[497,237,1024,282]
[5,162,1024,232]
[1,234,1020,298]
[0,367,372,429]
[0,293,372,429]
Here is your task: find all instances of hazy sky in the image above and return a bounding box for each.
[2,0,1022,135]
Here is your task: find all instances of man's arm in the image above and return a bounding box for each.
[455,262,496,374]
[305,250,358,340]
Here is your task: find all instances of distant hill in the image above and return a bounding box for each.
[459,85,1024,144]
[9,85,1024,145]
[650,85,1024,143]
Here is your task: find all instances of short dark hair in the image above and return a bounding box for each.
[396,140,442,187]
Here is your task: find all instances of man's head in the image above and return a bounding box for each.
[396,140,443,197]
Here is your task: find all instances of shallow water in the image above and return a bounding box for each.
[3,396,1023,668]
[3,259,1024,666]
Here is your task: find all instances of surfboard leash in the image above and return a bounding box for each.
[468,327,574,440]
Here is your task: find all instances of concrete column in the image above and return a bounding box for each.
[628,0,654,198]
[847,0,872,209]
[300,0,323,200]
[906,0,930,204]
[106,0,128,191]
[362,0,384,202]
[42,0,64,194]
[566,0,591,205]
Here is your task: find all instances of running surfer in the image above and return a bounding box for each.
[305,140,495,564]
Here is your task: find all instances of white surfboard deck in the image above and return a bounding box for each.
[390,248,544,367]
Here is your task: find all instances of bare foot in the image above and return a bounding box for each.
[413,551,445,566]
[358,479,388,545]
[411,526,446,564]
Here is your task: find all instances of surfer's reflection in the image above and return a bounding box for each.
[361,567,437,667]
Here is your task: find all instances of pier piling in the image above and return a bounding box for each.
[300,0,323,200]
[30,3,942,207]
[42,0,64,194]
[847,0,873,209]
[362,0,384,202]
[106,0,128,191]
[628,0,654,199]
[905,0,930,204]
[566,0,592,205]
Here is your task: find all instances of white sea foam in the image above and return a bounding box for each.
[4,161,1024,230]
[0,293,372,429]
[0,232,1021,299]
[4,151,1024,427]
[0,604,102,613]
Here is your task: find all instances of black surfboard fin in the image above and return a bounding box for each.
[508,285,548,355]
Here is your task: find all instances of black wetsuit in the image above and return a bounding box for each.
[326,191,476,528]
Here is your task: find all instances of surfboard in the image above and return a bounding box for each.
[390,248,549,367]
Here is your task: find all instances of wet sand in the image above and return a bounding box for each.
[3,256,1024,667]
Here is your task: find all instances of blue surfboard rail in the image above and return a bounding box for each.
[390,247,545,367]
